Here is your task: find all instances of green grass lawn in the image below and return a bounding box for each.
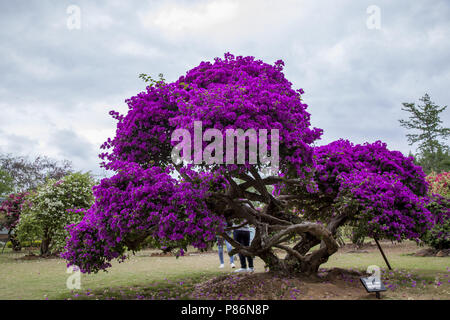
[0,241,448,300]
[0,248,237,300]
[324,249,449,279]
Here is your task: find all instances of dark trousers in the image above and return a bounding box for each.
[233,230,254,269]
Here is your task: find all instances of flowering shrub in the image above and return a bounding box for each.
[426,172,450,198]
[63,53,437,275]
[0,192,28,230]
[16,172,94,255]
[420,194,450,250]
[0,192,28,251]
[419,172,450,250]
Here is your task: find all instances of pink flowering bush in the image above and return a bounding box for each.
[62,53,439,275]
[0,192,28,230]
[426,172,450,198]
[0,192,28,251]
[422,172,450,250]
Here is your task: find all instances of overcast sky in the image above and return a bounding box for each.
[1,0,449,177]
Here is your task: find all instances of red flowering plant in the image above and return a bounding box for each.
[426,172,450,198]
[0,192,28,251]
[62,54,436,275]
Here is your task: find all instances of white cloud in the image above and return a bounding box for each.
[85,12,114,30]
[139,0,309,43]
[116,40,162,58]
[6,50,62,80]
[140,0,239,35]
[427,25,449,46]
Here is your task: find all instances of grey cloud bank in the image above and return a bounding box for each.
[0,0,449,176]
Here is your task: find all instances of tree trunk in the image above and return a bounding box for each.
[8,231,21,252]
[40,229,51,256]
[256,216,348,276]
[40,238,51,256]
[259,246,333,276]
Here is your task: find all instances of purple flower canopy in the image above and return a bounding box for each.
[62,53,438,274]
[99,53,322,173]
[313,139,433,240]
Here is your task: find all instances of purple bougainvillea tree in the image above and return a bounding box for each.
[62,53,435,275]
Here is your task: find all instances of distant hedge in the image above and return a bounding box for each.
[6,240,41,248]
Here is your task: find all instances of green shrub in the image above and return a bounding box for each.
[141,236,177,252]
[7,240,41,248]
[422,195,450,250]
[336,224,366,247]
[423,219,450,250]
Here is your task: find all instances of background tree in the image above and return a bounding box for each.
[0,154,73,192]
[399,94,450,173]
[63,54,436,275]
[416,145,450,173]
[16,172,94,256]
[0,169,13,196]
